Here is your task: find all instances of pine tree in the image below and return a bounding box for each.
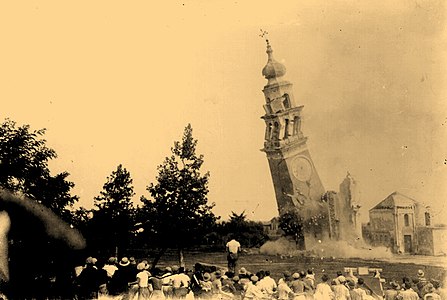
[91,164,135,256]
[141,124,217,267]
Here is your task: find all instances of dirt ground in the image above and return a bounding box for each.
[154,250,447,284]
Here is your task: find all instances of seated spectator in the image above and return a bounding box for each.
[211,271,223,295]
[291,272,306,300]
[200,273,213,299]
[306,269,316,288]
[397,282,419,300]
[384,281,400,300]
[173,267,190,298]
[332,277,350,300]
[257,270,277,296]
[221,273,236,295]
[75,257,102,300]
[277,274,293,300]
[432,280,447,300]
[108,257,135,296]
[161,266,174,299]
[418,270,428,286]
[314,274,334,300]
[149,269,165,300]
[278,271,291,285]
[239,267,251,279]
[243,276,265,300]
[232,276,245,300]
[103,257,118,278]
[423,283,441,300]
[134,262,151,300]
[190,263,204,297]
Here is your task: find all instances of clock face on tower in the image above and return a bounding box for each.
[291,156,312,182]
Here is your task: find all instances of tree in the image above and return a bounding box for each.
[0,119,78,220]
[141,124,217,267]
[279,211,305,250]
[219,211,268,248]
[0,119,82,298]
[90,164,136,257]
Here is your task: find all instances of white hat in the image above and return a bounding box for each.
[119,257,130,267]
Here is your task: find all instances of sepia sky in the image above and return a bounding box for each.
[1,1,446,223]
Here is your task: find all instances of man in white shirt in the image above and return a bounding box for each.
[397,283,420,300]
[173,267,191,298]
[102,257,118,278]
[244,276,265,300]
[226,238,241,274]
[257,271,277,296]
[314,274,335,300]
[277,277,293,300]
[332,278,351,300]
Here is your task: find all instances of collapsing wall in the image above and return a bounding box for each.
[323,173,361,241]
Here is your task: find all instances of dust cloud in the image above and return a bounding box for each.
[260,236,392,259]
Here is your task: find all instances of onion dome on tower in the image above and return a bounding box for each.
[262,39,286,85]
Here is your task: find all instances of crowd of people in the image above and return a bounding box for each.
[72,255,447,300]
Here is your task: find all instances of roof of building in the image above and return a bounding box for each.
[370,192,419,210]
[261,217,279,225]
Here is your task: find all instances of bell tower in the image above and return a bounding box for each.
[260,39,329,240]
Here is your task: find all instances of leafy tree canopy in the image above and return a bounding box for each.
[0,118,78,220]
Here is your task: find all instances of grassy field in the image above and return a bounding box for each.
[152,250,446,284]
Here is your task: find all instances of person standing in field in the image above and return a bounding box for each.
[226,238,241,275]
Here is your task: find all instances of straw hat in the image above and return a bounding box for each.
[119,257,130,267]
[203,273,211,281]
[137,262,147,271]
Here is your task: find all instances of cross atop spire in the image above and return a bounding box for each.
[259,29,269,39]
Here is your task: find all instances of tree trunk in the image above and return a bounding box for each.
[297,235,306,250]
[151,247,167,269]
[178,248,185,268]
[294,234,306,250]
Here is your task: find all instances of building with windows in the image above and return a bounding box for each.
[262,217,283,239]
[362,192,447,255]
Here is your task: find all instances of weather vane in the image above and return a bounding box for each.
[259,29,269,41]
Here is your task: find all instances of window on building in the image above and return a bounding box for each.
[283,94,290,109]
[293,116,300,135]
[404,214,410,227]
[267,123,272,140]
[425,212,431,226]
[273,122,280,140]
[284,119,289,138]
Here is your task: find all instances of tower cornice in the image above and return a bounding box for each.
[262,80,293,92]
[261,106,304,120]
[261,136,308,155]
